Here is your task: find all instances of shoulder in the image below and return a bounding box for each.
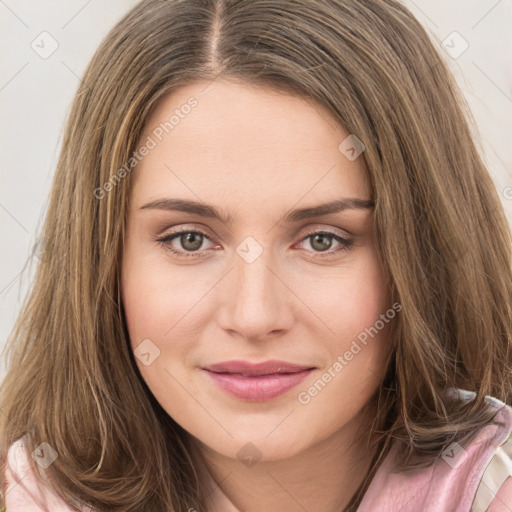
[446,392,512,512]
[454,391,512,512]
[3,436,92,512]
[359,390,512,512]
[426,389,512,512]
[450,393,512,511]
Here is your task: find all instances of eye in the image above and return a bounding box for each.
[155,229,218,259]
[296,230,354,258]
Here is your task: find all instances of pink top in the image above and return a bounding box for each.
[358,389,512,512]
[4,389,512,511]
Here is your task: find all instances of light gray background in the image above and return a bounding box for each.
[1,0,511,384]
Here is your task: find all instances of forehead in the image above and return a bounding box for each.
[130,80,371,210]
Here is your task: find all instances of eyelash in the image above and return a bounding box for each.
[155,227,354,260]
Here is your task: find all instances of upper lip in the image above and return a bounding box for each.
[203,360,315,376]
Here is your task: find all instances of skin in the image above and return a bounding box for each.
[121,79,394,512]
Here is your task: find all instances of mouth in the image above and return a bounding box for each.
[202,360,316,401]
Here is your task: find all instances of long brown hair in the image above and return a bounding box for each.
[1,0,511,510]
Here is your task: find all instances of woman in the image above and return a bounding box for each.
[1,0,511,510]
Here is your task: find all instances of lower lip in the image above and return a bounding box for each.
[203,369,313,401]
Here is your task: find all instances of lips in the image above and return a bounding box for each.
[203,359,315,377]
[202,360,316,401]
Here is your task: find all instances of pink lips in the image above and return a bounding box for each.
[202,360,315,401]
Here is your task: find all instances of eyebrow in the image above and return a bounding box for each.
[139,197,375,224]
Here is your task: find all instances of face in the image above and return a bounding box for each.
[121,79,393,463]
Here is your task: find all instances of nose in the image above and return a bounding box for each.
[216,243,294,342]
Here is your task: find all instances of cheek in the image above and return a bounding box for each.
[347,258,390,332]
[300,251,389,337]
[343,259,391,362]
[121,243,200,346]
[121,246,217,397]
[121,255,192,403]
[121,241,172,353]
[122,269,162,348]
[297,260,392,419]
[306,251,392,382]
